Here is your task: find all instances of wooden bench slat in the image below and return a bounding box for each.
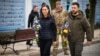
[15,29,35,41]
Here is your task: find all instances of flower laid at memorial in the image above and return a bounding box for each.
[32,16,41,47]
[61,22,70,37]
[61,22,71,46]
[32,16,41,31]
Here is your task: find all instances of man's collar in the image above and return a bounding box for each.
[55,8,63,12]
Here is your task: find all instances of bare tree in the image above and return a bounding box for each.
[49,0,60,9]
[89,0,96,38]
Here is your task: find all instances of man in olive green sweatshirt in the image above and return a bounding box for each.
[66,2,92,56]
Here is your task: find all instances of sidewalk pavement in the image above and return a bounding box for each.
[0,29,100,56]
[56,43,100,56]
[0,41,40,56]
[50,29,100,55]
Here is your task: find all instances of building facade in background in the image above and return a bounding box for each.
[0,0,100,31]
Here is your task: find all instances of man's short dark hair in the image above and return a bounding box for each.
[72,2,80,8]
[41,2,46,6]
[86,4,90,7]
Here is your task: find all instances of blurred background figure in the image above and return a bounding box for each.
[85,4,90,21]
[28,5,39,29]
[27,5,39,46]
[41,2,46,6]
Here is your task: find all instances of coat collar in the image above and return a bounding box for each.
[68,10,84,20]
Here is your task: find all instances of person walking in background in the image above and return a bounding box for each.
[85,4,90,21]
[39,5,57,56]
[66,2,92,56]
[26,5,39,46]
[51,1,69,56]
[28,5,39,28]
[41,2,46,6]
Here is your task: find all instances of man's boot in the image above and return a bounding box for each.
[53,48,58,56]
[64,47,69,55]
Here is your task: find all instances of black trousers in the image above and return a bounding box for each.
[40,39,52,56]
[26,40,32,45]
[68,41,83,56]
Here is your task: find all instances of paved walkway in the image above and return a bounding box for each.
[0,41,40,56]
[56,43,100,56]
[0,29,100,56]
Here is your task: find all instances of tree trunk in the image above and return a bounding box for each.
[49,0,60,9]
[89,0,96,38]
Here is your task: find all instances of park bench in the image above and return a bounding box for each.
[0,29,35,55]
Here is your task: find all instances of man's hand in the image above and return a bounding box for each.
[86,41,92,46]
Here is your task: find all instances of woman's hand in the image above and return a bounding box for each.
[53,41,57,46]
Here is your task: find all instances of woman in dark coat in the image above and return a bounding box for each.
[26,5,39,46]
[39,5,57,56]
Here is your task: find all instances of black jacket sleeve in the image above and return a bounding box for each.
[37,13,40,20]
[51,17,57,41]
[28,14,32,28]
[85,9,89,19]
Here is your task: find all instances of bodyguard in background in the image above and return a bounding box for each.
[52,1,68,56]
[28,5,39,28]
[27,5,39,46]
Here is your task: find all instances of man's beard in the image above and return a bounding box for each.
[72,11,78,16]
[72,11,77,14]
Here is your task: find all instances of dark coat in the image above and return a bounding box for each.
[39,16,57,41]
[28,10,39,28]
[66,10,92,42]
[85,8,90,19]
